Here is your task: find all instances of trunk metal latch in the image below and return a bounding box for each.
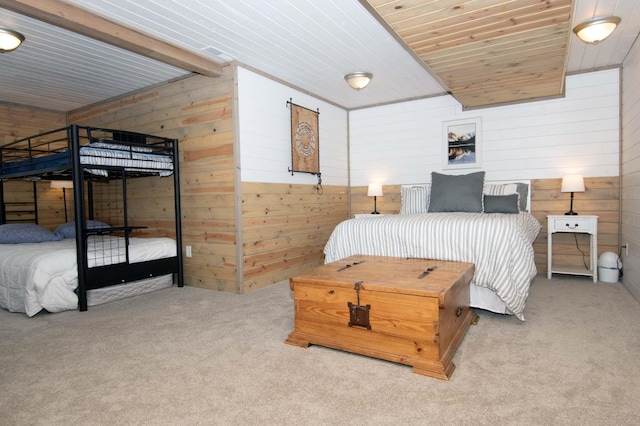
[348,280,371,330]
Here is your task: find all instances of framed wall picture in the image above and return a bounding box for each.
[443,117,481,169]
[290,101,320,175]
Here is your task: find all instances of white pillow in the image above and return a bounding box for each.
[400,185,429,215]
[484,183,519,196]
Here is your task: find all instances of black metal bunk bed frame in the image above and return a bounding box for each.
[0,124,184,311]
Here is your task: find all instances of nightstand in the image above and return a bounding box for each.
[547,215,598,282]
[354,214,386,218]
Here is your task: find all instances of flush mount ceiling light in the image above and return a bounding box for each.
[0,28,25,53]
[344,72,373,90]
[573,16,621,44]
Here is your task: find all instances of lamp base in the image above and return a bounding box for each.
[371,195,380,215]
[565,192,579,216]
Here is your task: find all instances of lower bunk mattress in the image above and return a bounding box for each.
[0,237,176,316]
[86,275,173,307]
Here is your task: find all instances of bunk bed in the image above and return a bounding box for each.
[0,125,183,316]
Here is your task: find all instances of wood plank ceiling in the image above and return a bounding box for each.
[363,0,574,108]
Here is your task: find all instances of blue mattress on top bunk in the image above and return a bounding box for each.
[1,151,70,175]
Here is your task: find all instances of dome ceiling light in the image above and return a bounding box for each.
[0,28,25,53]
[573,16,621,44]
[344,72,373,90]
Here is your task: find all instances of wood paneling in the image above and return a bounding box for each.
[0,106,67,227]
[0,104,66,144]
[351,184,402,216]
[531,177,620,275]
[241,182,349,292]
[68,70,238,293]
[65,67,341,296]
[351,177,621,277]
[1,180,67,228]
[364,0,573,108]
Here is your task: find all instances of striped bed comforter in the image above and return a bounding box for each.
[323,212,541,320]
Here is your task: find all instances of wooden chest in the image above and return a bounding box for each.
[285,255,478,380]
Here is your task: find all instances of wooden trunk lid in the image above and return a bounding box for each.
[291,255,474,304]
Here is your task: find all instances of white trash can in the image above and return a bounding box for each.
[598,251,622,283]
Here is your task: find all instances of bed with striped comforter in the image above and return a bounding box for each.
[323,212,541,320]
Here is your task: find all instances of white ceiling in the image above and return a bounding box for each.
[0,0,639,112]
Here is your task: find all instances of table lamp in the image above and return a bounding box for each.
[367,183,383,214]
[561,174,585,215]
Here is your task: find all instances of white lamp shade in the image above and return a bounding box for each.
[573,16,620,43]
[367,182,383,197]
[561,175,585,193]
[50,180,74,189]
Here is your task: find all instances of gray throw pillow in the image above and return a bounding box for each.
[483,194,519,214]
[428,171,485,212]
[515,183,529,212]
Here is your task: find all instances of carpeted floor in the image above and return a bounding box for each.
[1,275,639,425]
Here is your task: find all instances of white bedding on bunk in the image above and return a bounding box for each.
[80,145,173,176]
[0,236,176,316]
[323,212,541,320]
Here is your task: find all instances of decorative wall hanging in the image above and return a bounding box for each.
[288,99,320,176]
[287,99,322,194]
[443,117,482,169]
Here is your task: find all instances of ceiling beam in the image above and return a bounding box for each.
[0,0,223,77]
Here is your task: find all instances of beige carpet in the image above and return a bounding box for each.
[1,275,639,425]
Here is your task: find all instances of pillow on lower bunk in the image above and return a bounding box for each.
[428,171,485,212]
[483,194,520,214]
[0,224,62,244]
[54,221,111,239]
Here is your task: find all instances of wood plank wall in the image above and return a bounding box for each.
[0,104,66,145]
[531,177,619,275]
[350,176,620,276]
[67,70,238,292]
[241,182,349,292]
[1,180,68,228]
[0,105,68,228]
[350,185,402,217]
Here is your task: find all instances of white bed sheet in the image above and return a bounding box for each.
[0,236,176,316]
[80,146,173,177]
[323,212,541,320]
